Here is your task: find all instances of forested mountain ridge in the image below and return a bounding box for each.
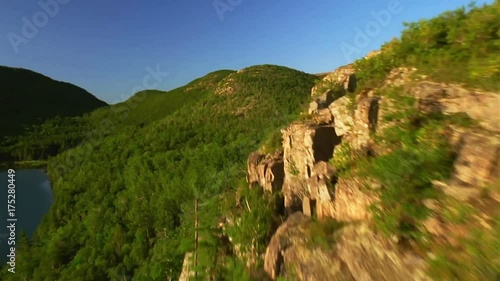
[0,70,233,164]
[0,66,107,137]
[0,65,317,280]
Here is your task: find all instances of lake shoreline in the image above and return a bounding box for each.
[0,169,54,264]
[0,160,48,171]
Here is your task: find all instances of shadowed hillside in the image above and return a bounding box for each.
[0,66,107,136]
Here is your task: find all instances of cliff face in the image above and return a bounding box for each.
[245,57,500,280]
[248,59,383,223]
[247,151,285,194]
[178,56,499,281]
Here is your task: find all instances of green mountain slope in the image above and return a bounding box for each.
[89,69,235,128]
[1,65,316,280]
[0,66,107,136]
[0,70,234,163]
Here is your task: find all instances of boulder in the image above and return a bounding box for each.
[336,224,431,281]
[350,95,380,151]
[329,94,381,151]
[264,213,354,281]
[332,178,379,222]
[329,96,355,136]
[443,130,500,201]
[264,214,430,281]
[412,81,500,133]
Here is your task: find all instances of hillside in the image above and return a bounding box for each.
[0,66,107,137]
[0,70,235,163]
[0,65,316,280]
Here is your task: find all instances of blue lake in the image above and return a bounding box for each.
[0,169,53,263]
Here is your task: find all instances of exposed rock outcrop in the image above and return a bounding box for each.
[281,123,341,215]
[264,214,430,281]
[328,92,380,152]
[383,67,417,87]
[265,61,383,219]
[331,178,379,222]
[322,64,357,92]
[439,129,500,201]
[309,89,338,114]
[247,59,499,281]
[329,96,354,136]
[247,151,285,193]
[411,81,500,133]
[365,50,382,59]
[309,64,356,114]
[264,213,355,281]
[335,224,430,281]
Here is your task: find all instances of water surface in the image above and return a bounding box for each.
[0,169,53,263]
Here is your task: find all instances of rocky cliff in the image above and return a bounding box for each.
[177,51,499,281]
[244,54,500,280]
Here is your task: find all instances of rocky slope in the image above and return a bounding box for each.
[234,53,500,280]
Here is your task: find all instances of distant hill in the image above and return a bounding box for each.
[0,66,107,136]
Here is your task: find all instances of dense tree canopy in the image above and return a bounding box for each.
[0,65,315,280]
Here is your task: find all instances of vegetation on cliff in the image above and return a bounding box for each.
[354,1,500,91]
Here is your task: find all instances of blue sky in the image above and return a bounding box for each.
[0,0,493,103]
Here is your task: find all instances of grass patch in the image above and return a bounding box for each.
[313,79,345,98]
[427,180,500,280]
[444,112,479,128]
[307,218,345,249]
[288,161,299,176]
[225,186,281,265]
[355,87,457,241]
[259,129,283,154]
[427,217,500,281]
[330,141,360,176]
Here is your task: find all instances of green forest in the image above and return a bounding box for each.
[1,1,499,280]
[0,65,316,280]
